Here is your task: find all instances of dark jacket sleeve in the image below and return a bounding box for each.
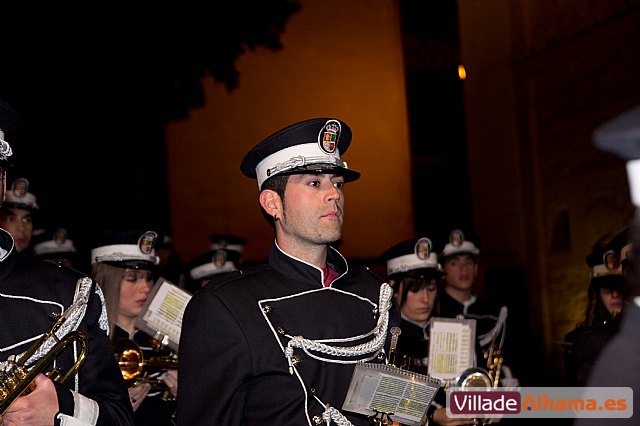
[56,281,135,425]
[177,286,252,425]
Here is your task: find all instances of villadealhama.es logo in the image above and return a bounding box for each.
[446,387,632,420]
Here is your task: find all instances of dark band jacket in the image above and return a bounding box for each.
[178,244,399,426]
[0,228,133,425]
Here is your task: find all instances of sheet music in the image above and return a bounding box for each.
[427,317,476,382]
[343,363,441,426]
[136,277,192,351]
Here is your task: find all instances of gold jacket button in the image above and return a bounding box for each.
[276,326,286,334]
[262,304,272,314]
[312,415,323,424]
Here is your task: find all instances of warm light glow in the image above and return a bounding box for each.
[458,65,467,80]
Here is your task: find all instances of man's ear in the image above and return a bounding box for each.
[259,189,281,219]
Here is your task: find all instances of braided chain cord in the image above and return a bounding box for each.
[285,283,393,425]
[284,283,393,371]
[321,405,353,426]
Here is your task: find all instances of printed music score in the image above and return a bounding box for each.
[427,317,476,383]
[343,362,441,426]
[136,277,192,351]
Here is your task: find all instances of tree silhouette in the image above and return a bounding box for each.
[0,2,301,243]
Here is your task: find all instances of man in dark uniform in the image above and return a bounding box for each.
[178,118,399,425]
[436,229,510,379]
[0,99,134,424]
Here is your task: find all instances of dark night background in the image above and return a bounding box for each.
[0,1,468,254]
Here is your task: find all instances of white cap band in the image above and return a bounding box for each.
[4,191,38,210]
[34,239,76,255]
[387,253,439,276]
[210,243,244,252]
[91,244,159,265]
[190,261,236,280]
[592,264,622,277]
[441,240,480,257]
[255,142,347,189]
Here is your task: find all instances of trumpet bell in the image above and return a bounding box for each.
[112,338,144,382]
[454,367,493,389]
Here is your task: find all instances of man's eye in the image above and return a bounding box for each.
[308,180,320,187]
[334,181,344,189]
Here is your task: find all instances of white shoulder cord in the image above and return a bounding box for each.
[319,402,353,426]
[283,282,394,426]
[284,283,393,370]
[94,283,110,335]
[478,305,508,348]
[22,277,92,365]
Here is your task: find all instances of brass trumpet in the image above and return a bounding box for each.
[0,314,88,415]
[112,338,178,401]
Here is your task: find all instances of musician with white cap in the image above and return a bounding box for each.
[0,99,134,425]
[178,118,400,425]
[90,229,178,425]
[0,176,39,253]
[382,236,476,426]
[436,229,508,370]
[184,234,246,293]
[32,227,79,269]
[564,236,625,386]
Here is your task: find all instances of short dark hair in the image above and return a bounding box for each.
[391,270,440,307]
[259,174,289,227]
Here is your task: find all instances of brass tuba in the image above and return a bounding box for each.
[0,313,88,415]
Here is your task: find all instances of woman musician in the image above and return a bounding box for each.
[91,229,178,426]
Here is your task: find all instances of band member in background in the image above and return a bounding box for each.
[383,236,474,426]
[178,117,399,425]
[184,234,246,294]
[91,229,178,426]
[0,99,134,424]
[436,229,510,378]
[32,227,79,269]
[564,236,625,386]
[0,176,39,253]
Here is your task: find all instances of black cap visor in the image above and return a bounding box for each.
[592,274,624,289]
[103,260,157,271]
[277,164,360,182]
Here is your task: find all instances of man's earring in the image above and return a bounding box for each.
[274,215,279,222]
